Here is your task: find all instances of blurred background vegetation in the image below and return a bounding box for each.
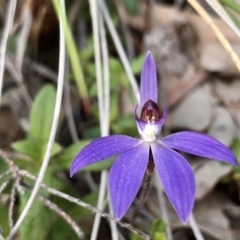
[0,0,240,239]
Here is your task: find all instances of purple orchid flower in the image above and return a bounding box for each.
[70,51,238,223]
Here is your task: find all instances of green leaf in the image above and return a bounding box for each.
[151,219,167,240]
[0,202,10,237]
[225,7,240,28]
[48,191,99,240]
[19,192,53,240]
[153,232,166,240]
[131,54,145,74]
[79,38,94,61]
[112,115,137,136]
[219,0,240,14]
[121,0,138,14]
[12,139,42,161]
[0,157,10,174]
[70,191,98,218]
[232,137,240,160]
[12,139,62,161]
[52,0,89,103]
[130,233,145,240]
[29,85,56,143]
[52,140,90,169]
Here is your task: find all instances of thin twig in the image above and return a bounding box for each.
[6,0,66,238]
[21,56,58,82]
[15,8,32,72]
[5,56,32,108]
[189,214,205,240]
[0,149,19,178]
[19,170,150,240]
[8,177,20,229]
[0,0,17,109]
[38,194,84,238]
[0,170,11,180]
[187,0,240,72]
[0,180,11,196]
[64,60,79,142]
[7,52,58,83]
[100,0,140,104]
[22,182,84,239]
[114,0,135,61]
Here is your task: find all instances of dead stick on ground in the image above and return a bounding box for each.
[20,170,151,240]
[22,182,84,239]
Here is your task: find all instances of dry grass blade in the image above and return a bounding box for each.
[187,0,240,72]
[204,0,240,38]
[0,0,17,109]
[100,0,140,104]
[5,0,66,238]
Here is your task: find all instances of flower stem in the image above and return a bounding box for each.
[189,214,205,240]
[154,173,173,240]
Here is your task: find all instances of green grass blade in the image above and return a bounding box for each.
[52,0,90,109]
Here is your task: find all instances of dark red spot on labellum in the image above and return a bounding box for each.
[140,100,160,122]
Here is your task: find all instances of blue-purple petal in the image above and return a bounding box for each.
[140,51,158,107]
[70,135,142,176]
[109,143,149,219]
[160,131,238,166]
[151,143,195,223]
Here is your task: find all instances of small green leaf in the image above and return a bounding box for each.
[0,203,10,237]
[131,54,145,74]
[29,85,56,143]
[52,0,89,103]
[52,140,90,169]
[12,139,42,161]
[121,0,138,14]
[151,219,167,234]
[50,142,62,156]
[232,137,240,160]
[12,140,62,161]
[80,38,94,61]
[151,219,167,240]
[112,115,137,136]
[71,191,98,217]
[19,193,52,240]
[153,232,166,240]
[219,0,240,14]
[130,233,145,240]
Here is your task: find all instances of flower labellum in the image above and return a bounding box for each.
[70,51,238,223]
